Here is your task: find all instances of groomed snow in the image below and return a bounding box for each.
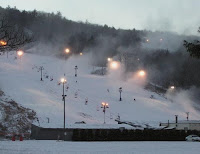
[0,51,200,129]
[0,140,200,154]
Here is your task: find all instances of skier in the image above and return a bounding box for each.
[85,98,88,105]
[66,84,69,90]
[75,92,78,98]
[150,95,154,99]
[117,113,120,121]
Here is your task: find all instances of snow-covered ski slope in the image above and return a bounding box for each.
[0,51,200,128]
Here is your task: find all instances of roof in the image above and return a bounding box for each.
[34,123,135,129]
[161,120,200,124]
[164,126,176,130]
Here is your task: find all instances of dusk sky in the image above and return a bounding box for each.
[1,0,200,35]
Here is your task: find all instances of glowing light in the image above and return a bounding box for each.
[170,86,175,89]
[160,38,163,41]
[60,78,67,83]
[0,40,7,46]
[65,48,70,54]
[146,39,149,42]
[110,61,119,69]
[80,52,83,56]
[102,102,109,107]
[17,50,24,56]
[138,70,146,77]
[107,58,112,62]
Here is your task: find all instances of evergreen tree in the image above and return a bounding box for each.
[184,27,200,58]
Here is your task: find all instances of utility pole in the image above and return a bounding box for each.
[175,115,178,127]
[119,87,122,101]
[39,66,44,81]
[186,112,189,121]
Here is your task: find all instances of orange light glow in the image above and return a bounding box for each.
[60,78,67,83]
[0,40,7,46]
[102,102,109,107]
[65,48,70,54]
[138,70,146,76]
[17,50,24,56]
[80,52,83,56]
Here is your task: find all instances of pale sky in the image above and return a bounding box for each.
[1,0,200,35]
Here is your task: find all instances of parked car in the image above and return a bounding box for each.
[185,135,200,141]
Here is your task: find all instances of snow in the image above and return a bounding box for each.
[41,123,134,129]
[0,51,200,129]
[0,140,200,154]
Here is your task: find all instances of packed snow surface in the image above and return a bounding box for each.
[0,51,200,128]
[0,140,200,154]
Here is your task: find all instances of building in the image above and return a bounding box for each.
[160,118,200,131]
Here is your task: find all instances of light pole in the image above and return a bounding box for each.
[175,115,178,127]
[74,65,78,77]
[101,102,109,124]
[39,66,44,81]
[119,87,122,101]
[65,48,70,60]
[61,77,67,140]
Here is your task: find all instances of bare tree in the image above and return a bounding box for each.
[0,14,33,52]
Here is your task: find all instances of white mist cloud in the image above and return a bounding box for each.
[166,88,200,120]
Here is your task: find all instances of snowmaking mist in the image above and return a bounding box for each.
[27,41,200,118]
[1,49,200,128]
